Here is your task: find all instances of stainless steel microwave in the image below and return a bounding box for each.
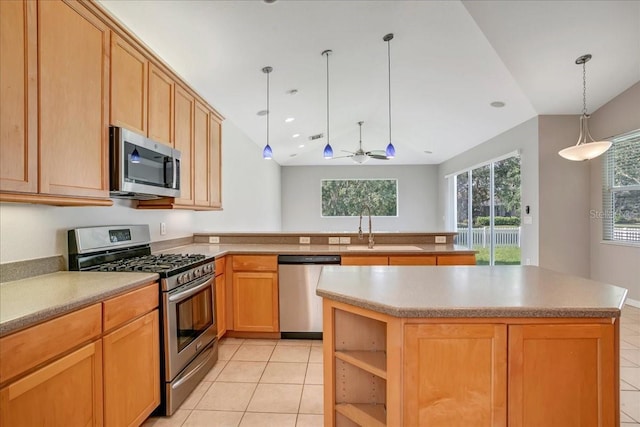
[109,126,181,199]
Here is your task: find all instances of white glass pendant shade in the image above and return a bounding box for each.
[558,113,611,161]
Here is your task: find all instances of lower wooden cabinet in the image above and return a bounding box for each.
[215,257,227,339]
[103,310,160,427]
[232,271,279,332]
[342,254,475,266]
[508,323,616,427]
[0,340,103,426]
[404,324,507,426]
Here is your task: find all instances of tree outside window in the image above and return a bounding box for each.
[321,179,398,217]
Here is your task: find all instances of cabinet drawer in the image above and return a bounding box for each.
[215,257,226,276]
[437,255,476,265]
[103,282,158,332]
[0,303,102,384]
[232,255,277,271]
[389,255,436,266]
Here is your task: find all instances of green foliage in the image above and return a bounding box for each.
[474,246,521,265]
[321,179,397,217]
[474,216,521,226]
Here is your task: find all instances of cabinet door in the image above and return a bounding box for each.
[148,63,173,145]
[0,0,37,193]
[193,100,211,206]
[103,310,160,427]
[38,0,109,198]
[210,114,222,208]
[110,33,147,134]
[174,85,195,205]
[341,256,389,266]
[0,341,103,426]
[232,271,279,332]
[404,324,507,427]
[216,273,227,339]
[508,323,615,427]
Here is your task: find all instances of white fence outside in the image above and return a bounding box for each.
[613,227,640,242]
[455,227,521,248]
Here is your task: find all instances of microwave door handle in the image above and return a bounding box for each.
[172,156,178,189]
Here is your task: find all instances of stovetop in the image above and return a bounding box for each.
[88,253,212,276]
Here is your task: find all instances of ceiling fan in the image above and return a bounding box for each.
[333,121,389,164]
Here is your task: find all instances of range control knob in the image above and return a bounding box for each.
[194,268,202,278]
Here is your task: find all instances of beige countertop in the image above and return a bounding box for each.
[316,265,627,318]
[157,243,475,256]
[0,271,158,337]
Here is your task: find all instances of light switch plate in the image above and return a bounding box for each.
[299,236,311,244]
[435,236,446,244]
[328,237,340,244]
[209,236,220,244]
[339,237,351,244]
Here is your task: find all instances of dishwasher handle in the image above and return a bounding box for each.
[278,254,341,264]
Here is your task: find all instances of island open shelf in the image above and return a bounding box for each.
[318,265,627,427]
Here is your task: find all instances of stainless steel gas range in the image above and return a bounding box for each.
[68,224,218,416]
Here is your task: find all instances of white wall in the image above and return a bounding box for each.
[538,115,592,277]
[281,165,439,232]
[0,120,281,264]
[437,117,539,265]
[588,82,640,301]
[194,121,281,232]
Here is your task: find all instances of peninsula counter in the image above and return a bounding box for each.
[316,265,627,427]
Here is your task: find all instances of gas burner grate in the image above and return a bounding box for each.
[92,254,207,273]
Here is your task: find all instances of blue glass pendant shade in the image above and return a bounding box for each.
[323,143,333,159]
[263,144,273,159]
[130,148,141,164]
[385,142,395,158]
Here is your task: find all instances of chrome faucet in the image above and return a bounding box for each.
[358,204,375,248]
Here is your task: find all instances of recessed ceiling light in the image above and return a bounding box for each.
[257,110,268,116]
[298,144,305,148]
[286,89,298,95]
[292,133,300,138]
[490,101,506,108]
[285,117,295,123]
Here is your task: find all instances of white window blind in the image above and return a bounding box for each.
[602,129,640,244]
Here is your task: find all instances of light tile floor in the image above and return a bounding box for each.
[143,305,640,426]
[143,338,324,427]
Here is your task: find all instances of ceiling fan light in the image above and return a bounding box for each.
[323,143,333,159]
[352,153,369,164]
[385,142,396,159]
[262,143,273,159]
[558,140,612,161]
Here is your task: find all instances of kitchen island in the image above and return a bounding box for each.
[317,265,627,427]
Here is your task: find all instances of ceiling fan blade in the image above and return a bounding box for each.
[367,153,389,160]
[341,150,355,154]
[366,150,387,156]
[330,154,354,160]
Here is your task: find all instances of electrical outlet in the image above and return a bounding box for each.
[209,236,220,244]
[328,237,340,244]
[435,236,446,244]
[160,223,167,235]
[339,237,351,244]
[299,236,311,244]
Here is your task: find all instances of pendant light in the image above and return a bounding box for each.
[322,49,333,159]
[558,54,611,161]
[262,66,273,159]
[383,33,396,159]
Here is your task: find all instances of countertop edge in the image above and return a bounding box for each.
[316,289,624,319]
[0,273,159,337]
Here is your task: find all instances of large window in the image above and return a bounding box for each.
[602,130,640,244]
[453,154,521,265]
[321,179,398,217]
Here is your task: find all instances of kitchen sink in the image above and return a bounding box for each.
[346,245,423,251]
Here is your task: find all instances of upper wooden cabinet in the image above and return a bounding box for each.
[210,115,222,209]
[38,0,110,199]
[194,100,211,206]
[148,63,174,146]
[110,33,148,135]
[173,85,195,206]
[0,0,37,194]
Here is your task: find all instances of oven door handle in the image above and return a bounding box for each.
[168,275,214,303]
[171,342,216,390]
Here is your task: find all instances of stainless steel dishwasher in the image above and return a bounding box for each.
[278,254,341,339]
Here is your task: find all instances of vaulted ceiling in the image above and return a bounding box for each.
[99,0,640,165]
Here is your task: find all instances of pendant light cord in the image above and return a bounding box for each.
[582,60,587,115]
[387,37,392,145]
[267,69,270,145]
[326,52,330,147]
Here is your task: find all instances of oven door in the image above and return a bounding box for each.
[164,274,217,380]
